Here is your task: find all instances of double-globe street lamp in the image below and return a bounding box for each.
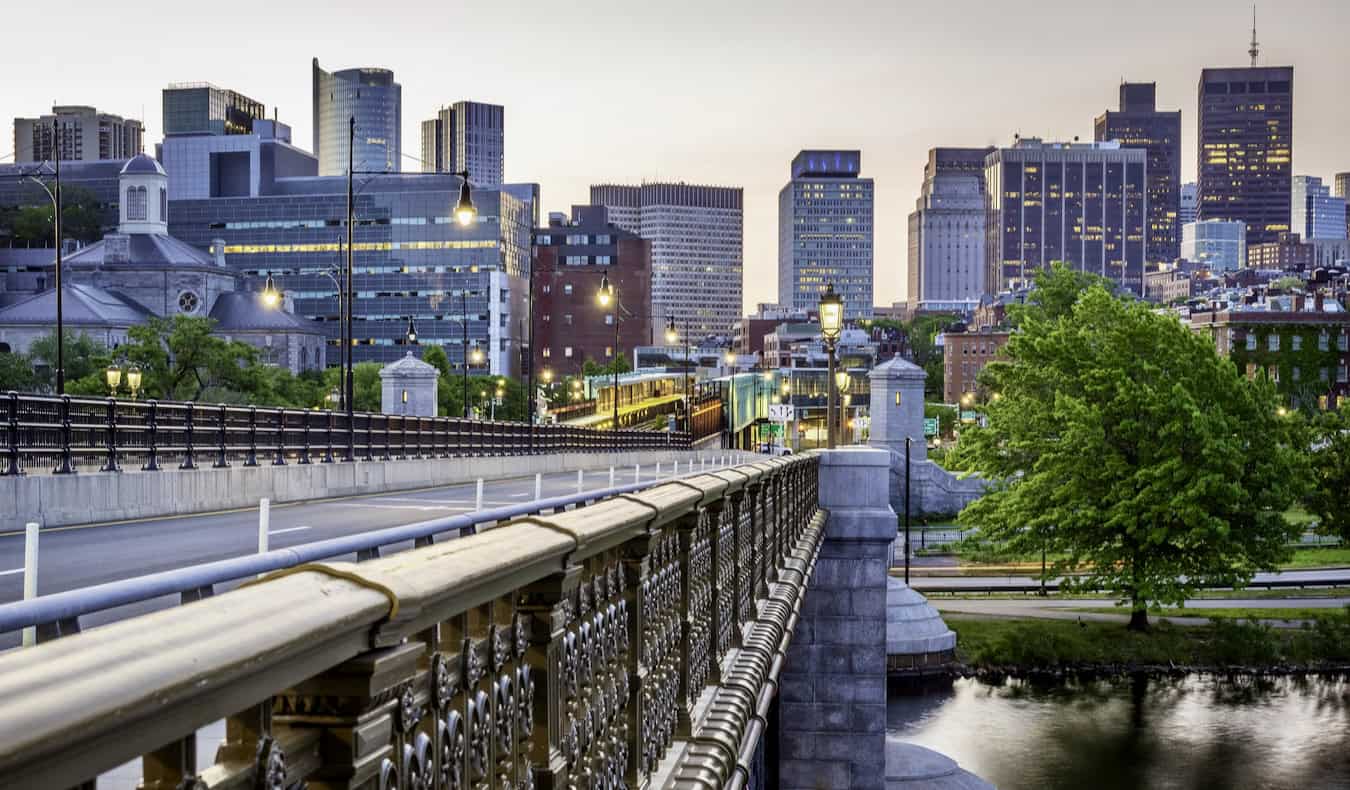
[818,283,844,449]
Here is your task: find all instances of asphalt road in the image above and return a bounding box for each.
[0,460,719,607]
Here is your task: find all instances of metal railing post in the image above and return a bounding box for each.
[143,400,160,471]
[212,404,229,469]
[99,396,119,473]
[3,391,21,476]
[272,408,287,466]
[322,409,335,463]
[180,402,197,470]
[298,410,312,465]
[245,407,259,467]
[53,395,75,475]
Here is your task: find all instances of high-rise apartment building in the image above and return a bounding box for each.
[420,101,504,187]
[985,138,1147,295]
[1337,173,1350,240]
[1292,176,1347,241]
[778,150,874,320]
[1180,182,1199,227]
[906,147,992,312]
[162,84,266,137]
[1181,219,1247,270]
[1197,65,1293,247]
[590,183,743,341]
[532,206,652,376]
[14,106,143,163]
[312,59,401,176]
[1094,82,1181,262]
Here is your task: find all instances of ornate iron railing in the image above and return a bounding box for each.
[1,391,691,476]
[0,453,823,790]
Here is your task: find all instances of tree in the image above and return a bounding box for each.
[952,277,1307,630]
[29,331,112,393]
[582,355,631,378]
[5,186,105,246]
[1306,406,1350,542]
[0,349,38,392]
[1007,261,1112,327]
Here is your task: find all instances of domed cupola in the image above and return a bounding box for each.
[118,154,169,235]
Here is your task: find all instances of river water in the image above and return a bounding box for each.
[887,675,1350,790]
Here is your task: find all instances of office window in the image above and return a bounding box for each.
[1268,334,1279,352]
[1319,332,1329,351]
[1246,333,1257,351]
[563,284,573,295]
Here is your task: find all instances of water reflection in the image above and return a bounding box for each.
[887,675,1350,790]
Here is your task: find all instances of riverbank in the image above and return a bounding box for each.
[946,613,1350,676]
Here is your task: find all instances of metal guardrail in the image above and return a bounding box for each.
[2,390,690,475]
[0,453,823,790]
[0,454,753,641]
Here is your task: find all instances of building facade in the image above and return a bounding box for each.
[942,329,1010,405]
[985,138,1148,295]
[420,101,504,187]
[312,59,401,176]
[778,150,874,320]
[531,206,651,376]
[158,119,317,200]
[170,173,531,375]
[1337,173,1350,240]
[1094,82,1182,263]
[161,84,266,137]
[14,106,143,163]
[1181,219,1247,270]
[1197,66,1294,247]
[1292,175,1347,241]
[1180,182,1199,227]
[906,147,991,313]
[1247,233,1313,270]
[590,182,743,341]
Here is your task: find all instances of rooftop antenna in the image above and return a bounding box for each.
[1248,5,1260,66]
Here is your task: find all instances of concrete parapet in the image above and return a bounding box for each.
[2,449,711,531]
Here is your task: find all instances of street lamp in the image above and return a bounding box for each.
[126,365,142,401]
[596,272,625,438]
[818,283,844,449]
[405,316,418,345]
[836,371,851,445]
[105,364,122,396]
[261,274,281,308]
[666,317,693,427]
[453,170,478,226]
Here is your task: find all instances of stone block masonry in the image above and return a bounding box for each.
[779,448,896,790]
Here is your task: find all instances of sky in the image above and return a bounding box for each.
[5,0,1349,310]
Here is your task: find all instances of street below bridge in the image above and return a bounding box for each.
[0,458,732,610]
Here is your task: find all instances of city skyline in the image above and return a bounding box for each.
[3,0,1348,311]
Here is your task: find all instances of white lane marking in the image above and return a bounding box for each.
[0,568,24,576]
[373,497,474,505]
[509,492,532,499]
[342,503,466,512]
[269,526,312,536]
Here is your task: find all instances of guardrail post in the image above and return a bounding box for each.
[53,394,75,475]
[299,409,312,465]
[322,409,335,463]
[345,407,356,463]
[5,391,24,476]
[272,408,287,466]
[245,406,259,467]
[212,403,229,469]
[180,402,197,470]
[576,468,584,495]
[534,472,541,501]
[21,521,38,648]
[98,396,120,473]
[143,399,160,471]
[672,508,712,736]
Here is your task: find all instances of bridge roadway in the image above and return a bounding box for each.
[0,459,730,610]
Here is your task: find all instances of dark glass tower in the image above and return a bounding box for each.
[312,59,402,176]
[1094,82,1181,262]
[1197,66,1293,247]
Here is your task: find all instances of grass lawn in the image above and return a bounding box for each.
[1077,606,1344,622]
[932,588,1350,602]
[949,612,1350,669]
[1284,547,1350,568]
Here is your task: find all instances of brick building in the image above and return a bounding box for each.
[942,329,1011,404]
[1247,232,1314,271]
[532,206,651,376]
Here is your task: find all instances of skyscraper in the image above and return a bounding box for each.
[778,150,874,320]
[1335,173,1350,239]
[1196,65,1293,247]
[985,138,1148,295]
[14,106,143,163]
[590,183,743,341]
[162,84,266,137]
[1292,176,1347,241]
[906,147,992,312]
[1179,182,1199,226]
[312,59,401,176]
[420,101,504,187]
[1094,82,1181,262]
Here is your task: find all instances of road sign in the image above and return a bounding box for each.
[768,404,795,422]
[923,417,939,436]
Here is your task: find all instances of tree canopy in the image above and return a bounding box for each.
[1306,406,1350,542]
[952,266,1307,629]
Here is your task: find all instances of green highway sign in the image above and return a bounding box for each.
[923,417,939,436]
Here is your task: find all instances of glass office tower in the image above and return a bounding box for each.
[777,150,875,320]
[1094,82,1181,263]
[312,59,402,176]
[162,84,266,137]
[1197,66,1293,247]
[985,138,1148,295]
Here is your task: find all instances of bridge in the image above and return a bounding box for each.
[0,448,897,789]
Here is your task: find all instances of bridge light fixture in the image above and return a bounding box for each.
[454,170,477,226]
[405,316,418,344]
[105,364,121,396]
[665,317,677,345]
[126,365,142,400]
[818,283,843,342]
[596,272,613,307]
[261,274,281,308]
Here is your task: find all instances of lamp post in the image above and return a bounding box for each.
[126,365,142,401]
[835,369,851,445]
[818,283,843,449]
[6,130,67,392]
[665,317,692,431]
[904,435,912,585]
[105,364,121,397]
[596,272,625,439]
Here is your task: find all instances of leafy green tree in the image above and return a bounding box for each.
[6,186,105,245]
[0,349,39,392]
[900,313,958,400]
[29,331,113,392]
[952,278,1307,630]
[582,355,632,377]
[322,362,382,413]
[1007,261,1111,327]
[1306,406,1350,542]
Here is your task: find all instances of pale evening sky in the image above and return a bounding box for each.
[5,0,1348,310]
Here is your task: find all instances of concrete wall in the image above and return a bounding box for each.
[780,448,895,790]
[889,454,989,517]
[1,449,720,531]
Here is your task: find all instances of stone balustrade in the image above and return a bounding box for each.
[0,453,824,790]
